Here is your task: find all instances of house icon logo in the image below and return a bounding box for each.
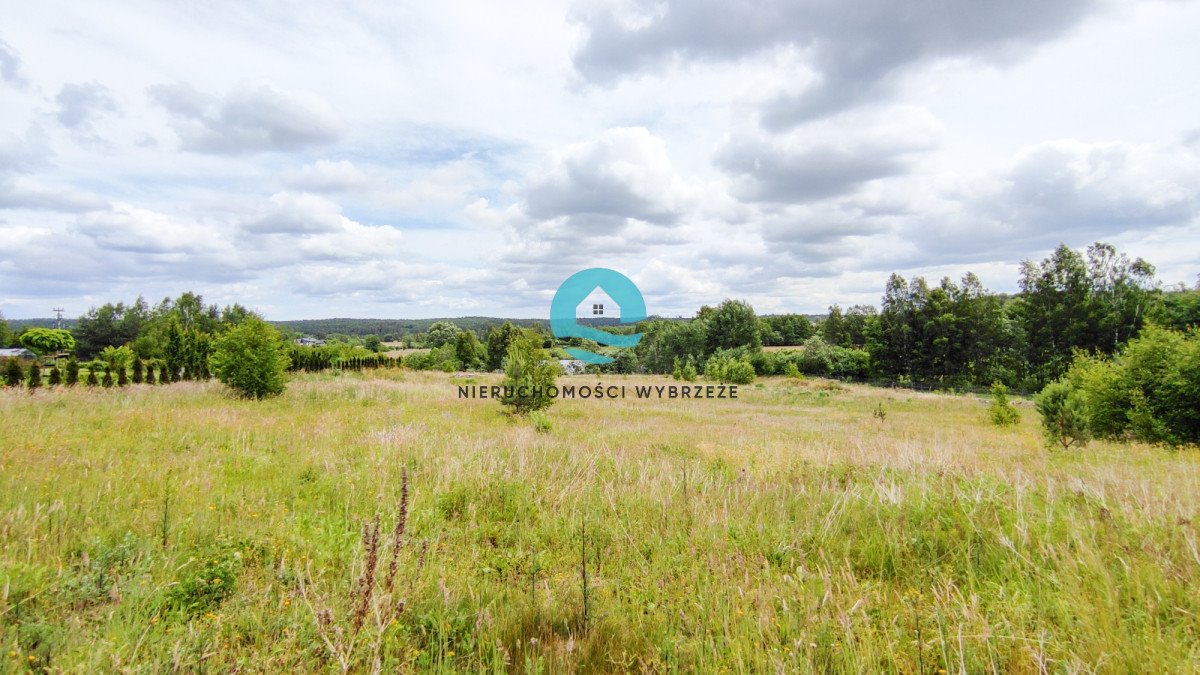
[549,268,645,364]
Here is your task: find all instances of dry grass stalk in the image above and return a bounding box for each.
[384,468,409,593]
[351,512,381,633]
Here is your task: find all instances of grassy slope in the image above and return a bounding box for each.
[1,372,1198,672]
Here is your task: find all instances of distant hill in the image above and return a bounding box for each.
[270,317,550,338]
[4,315,689,339]
[6,318,78,330]
[269,315,686,338]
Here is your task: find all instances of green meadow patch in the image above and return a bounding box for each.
[1,372,1198,672]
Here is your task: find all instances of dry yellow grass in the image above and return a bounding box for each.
[1,371,1198,672]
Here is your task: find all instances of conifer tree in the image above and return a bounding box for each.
[132,358,144,384]
[3,358,23,387]
[66,358,79,386]
[85,369,99,387]
[102,367,114,388]
[144,364,156,385]
[117,366,129,387]
[48,366,62,386]
[28,362,42,390]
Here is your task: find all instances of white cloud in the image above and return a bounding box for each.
[245,192,346,234]
[1,0,1199,319]
[148,81,341,154]
[56,82,120,132]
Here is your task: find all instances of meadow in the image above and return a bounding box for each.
[1,371,1198,673]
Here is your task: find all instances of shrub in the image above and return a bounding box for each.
[117,367,129,387]
[3,358,23,387]
[131,358,143,384]
[530,410,552,433]
[500,332,558,414]
[782,361,802,379]
[99,345,134,374]
[988,381,1020,427]
[680,357,698,382]
[85,369,99,387]
[102,368,114,388]
[1065,325,1200,447]
[27,362,41,390]
[144,364,156,385]
[166,548,240,614]
[209,317,291,399]
[704,354,755,384]
[48,366,62,386]
[1035,379,1090,450]
[65,359,79,386]
[748,350,779,375]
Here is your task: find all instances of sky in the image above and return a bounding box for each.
[1,0,1198,320]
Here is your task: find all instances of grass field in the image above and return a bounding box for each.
[2,371,1198,672]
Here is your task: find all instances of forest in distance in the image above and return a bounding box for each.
[3,241,1195,389]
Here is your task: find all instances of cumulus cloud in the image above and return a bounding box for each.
[574,0,1101,125]
[148,81,341,154]
[55,82,120,132]
[244,192,347,234]
[283,160,373,192]
[523,127,690,226]
[716,107,939,203]
[905,139,1200,263]
[75,205,229,255]
[0,35,27,88]
[0,131,108,212]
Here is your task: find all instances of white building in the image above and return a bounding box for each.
[575,288,619,320]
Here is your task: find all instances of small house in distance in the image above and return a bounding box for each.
[558,359,587,375]
[576,287,619,321]
[295,337,326,346]
[0,348,37,361]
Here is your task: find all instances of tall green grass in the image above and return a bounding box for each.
[1,371,1197,672]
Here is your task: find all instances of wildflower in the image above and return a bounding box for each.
[7,651,16,658]
[150,616,159,625]
[28,655,36,662]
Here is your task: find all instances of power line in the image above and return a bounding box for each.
[52,307,65,330]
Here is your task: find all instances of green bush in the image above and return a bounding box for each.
[1065,325,1200,447]
[3,358,23,387]
[166,547,241,614]
[500,332,558,415]
[796,336,870,378]
[209,317,291,399]
[65,358,79,386]
[680,357,698,382]
[48,366,62,386]
[988,381,1020,427]
[704,354,755,384]
[27,362,42,390]
[530,410,552,433]
[1034,379,1090,449]
[782,361,802,379]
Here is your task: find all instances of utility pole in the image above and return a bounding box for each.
[52,307,65,330]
